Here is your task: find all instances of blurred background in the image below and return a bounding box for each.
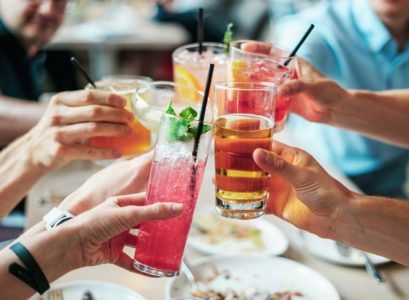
[42,0,331,96]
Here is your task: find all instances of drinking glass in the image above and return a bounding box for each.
[172,42,227,102]
[88,75,152,156]
[133,113,212,277]
[229,40,295,132]
[214,82,276,220]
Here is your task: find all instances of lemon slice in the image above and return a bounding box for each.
[133,95,163,133]
[174,66,201,103]
[229,59,250,82]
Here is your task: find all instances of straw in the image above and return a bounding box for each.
[192,63,214,158]
[197,8,204,55]
[284,24,315,66]
[70,57,97,88]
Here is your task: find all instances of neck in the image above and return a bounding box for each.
[379,15,409,52]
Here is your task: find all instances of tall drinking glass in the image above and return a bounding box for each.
[229,40,295,132]
[133,113,212,277]
[214,82,276,220]
[172,42,227,102]
[89,75,152,156]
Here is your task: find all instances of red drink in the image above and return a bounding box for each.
[229,40,294,132]
[134,158,206,273]
[133,113,212,277]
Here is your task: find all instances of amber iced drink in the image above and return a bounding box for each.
[214,82,276,220]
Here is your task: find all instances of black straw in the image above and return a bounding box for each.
[197,8,204,55]
[192,63,214,158]
[70,57,97,88]
[284,24,315,66]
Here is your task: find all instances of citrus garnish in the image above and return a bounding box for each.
[229,59,250,82]
[174,65,201,102]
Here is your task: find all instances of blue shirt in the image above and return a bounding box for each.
[274,0,409,197]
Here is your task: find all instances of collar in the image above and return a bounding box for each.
[351,0,392,53]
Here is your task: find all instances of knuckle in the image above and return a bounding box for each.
[51,128,63,141]
[50,94,62,105]
[53,143,66,158]
[90,106,103,118]
[151,203,169,218]
[88,122,100,133]
[83,90,95,104]
[50,114,61,126]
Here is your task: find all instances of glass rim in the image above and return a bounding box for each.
[101,74,153,83]
[134,81,211,123]
[230,39,293,63]
[172,42,227,61]
[214,81,277,92]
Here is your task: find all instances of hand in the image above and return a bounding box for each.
[26,90,134,170]
[64,193,183,272]
[241,42,351,123]
[59,151,153,215]
[253,142,354,238]
[278,59,351,123]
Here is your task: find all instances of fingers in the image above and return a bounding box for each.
[61,145,123,160]
[241,41,272,54]
[51,90,126,108]
[124,202,184,225]
[278,80,310,98]
[55,122,132,143]
[53,105,134,125]
[113,193,146,207]
[253,148,301,183]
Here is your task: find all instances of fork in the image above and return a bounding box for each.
[335,242,385,283]
[47,288,64,300]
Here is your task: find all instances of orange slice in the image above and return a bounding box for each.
[229,59,250,82]
[174,65,200,103]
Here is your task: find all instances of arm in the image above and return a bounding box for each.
[0,95,45,146]
[253,142,409,266]
[0,194,183,300]
[278,59,409,148]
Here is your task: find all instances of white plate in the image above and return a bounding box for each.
[187,211,288,256]
[30,280,146,300]
[299,231,390,266]
[166,256,340,300]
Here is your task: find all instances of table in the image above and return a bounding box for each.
[26,131,409,300]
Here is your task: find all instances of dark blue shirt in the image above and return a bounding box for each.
[0,19,46,101]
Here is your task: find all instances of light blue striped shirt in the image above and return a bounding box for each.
[274,0,409,196]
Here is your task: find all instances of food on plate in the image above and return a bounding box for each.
[190,213,266,252]
[192,288,303,300]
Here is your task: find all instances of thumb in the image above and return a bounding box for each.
[278,79,314,99]
[253,148,305,185]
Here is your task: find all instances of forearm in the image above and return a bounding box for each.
[0,96,45,146]
[0,224,80,300]
[333,194,409,266]
[330,89,409,148]
[0,133,48,218]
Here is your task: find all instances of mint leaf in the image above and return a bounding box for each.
[223,23,234,54]
[179,107,197,121]
[164,102,212,142]
[166,100,177,116]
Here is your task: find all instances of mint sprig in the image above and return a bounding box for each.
[164,101,212,142]
[223,22,234,54]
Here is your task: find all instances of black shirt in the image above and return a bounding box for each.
[0,19,46,101]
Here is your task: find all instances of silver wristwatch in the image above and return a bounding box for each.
[43,207,74,231]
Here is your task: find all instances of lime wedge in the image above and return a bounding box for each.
[133,95,163,133]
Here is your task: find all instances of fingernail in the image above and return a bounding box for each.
[113,149,122,158]
[116,96,126,107]
[171,203,183,214]
[127,112,135,121]
[258,149,271,164]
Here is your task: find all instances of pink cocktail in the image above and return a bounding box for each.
[133,113,212,277]
[229,40,295,132]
